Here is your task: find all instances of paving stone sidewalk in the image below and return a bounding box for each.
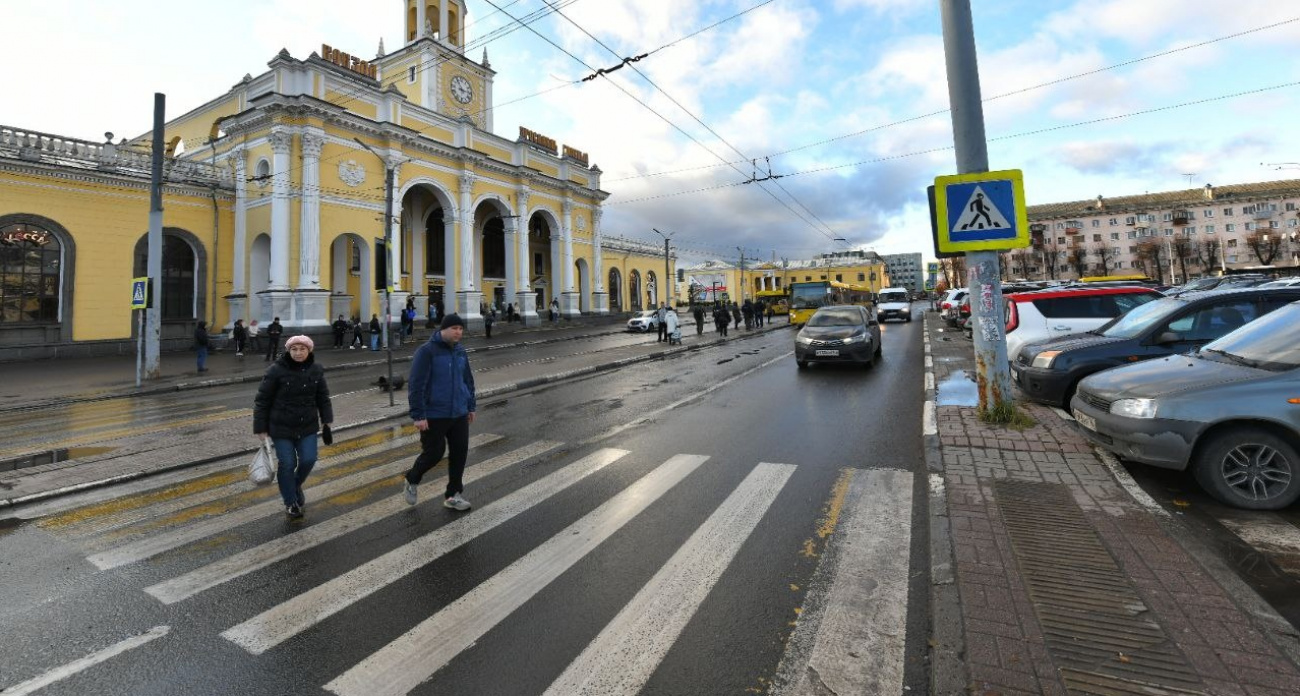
[925,311,1300,696]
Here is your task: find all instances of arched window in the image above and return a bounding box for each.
[0,222,63,324]
[608,268,622,313]
[134,232,202,321]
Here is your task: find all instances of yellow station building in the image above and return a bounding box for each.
[0,0,673,359]
[679,251,890,305]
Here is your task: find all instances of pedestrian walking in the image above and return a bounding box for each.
[332,314,348,349]
[656,302,669,342]
[754,300,765,327]
[665,306,681,345]
[692,305,705,336]
[550,298,560,322]
[248,319,262,353]
[401,313,477,511]
[714,304,729,337]
[506,303,517,323]
[369,314,381,351]
[194,321,211,372]
[265,317,284,361]
[484,308,495,339]
[350,316,364,349]
[731,303,742,330]
[253,335,334,519]
[742,300,754,330]
[232,319,248,357]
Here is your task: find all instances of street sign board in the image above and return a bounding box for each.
[131,277,149,310]
[932,169,1029,253]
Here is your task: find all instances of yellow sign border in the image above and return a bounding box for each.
[130,276,149,310]
[934,169,1029,253]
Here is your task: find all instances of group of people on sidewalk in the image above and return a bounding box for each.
[251,312,478,519]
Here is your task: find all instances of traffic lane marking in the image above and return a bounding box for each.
[0,625,169,696]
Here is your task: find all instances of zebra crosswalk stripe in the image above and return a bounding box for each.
[320,453,711,696]
[222,447,634,656]
[543,462,795,696]
[145,440,564,605]
[85,433,501,570]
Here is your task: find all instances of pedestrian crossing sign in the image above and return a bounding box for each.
[933,169,1029,253]
[130,277,149,310]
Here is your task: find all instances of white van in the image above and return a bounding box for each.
[877,287,912,323]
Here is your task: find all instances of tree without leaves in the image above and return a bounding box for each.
[1171,234,1193,282]
[1195,238,1222,273]
[1246,231,1283,265]
[1134,241,1164,282]
[1090,242,1113,276]
[1067,245,1089,278]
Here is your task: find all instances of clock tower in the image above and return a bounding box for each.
[394,0,495,129]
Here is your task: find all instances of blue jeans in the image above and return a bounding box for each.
[370,334,380,351]
[272,434,318,508]
[196,346,208,371]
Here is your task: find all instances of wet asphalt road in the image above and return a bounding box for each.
[0,315,928,695]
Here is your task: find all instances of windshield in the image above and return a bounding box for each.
[1201,303,1300,371]
[879,292,909,303]
[807,309,862,327]
[790,284,829,310]
[1181,278,1219,292]
[1099,297,1187,338]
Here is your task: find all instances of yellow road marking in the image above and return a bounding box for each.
[0,410,251,462]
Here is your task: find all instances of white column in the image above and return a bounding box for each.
[503,216,518,304]
[439,2,449,42]
[458,172,475,291]
[515,185,536,320]
[231,146,248,295]
[268,129,292,290]
[562,199,575,292]
[415,1,426,39]
[297,130,324,288]
[592,207,608,314]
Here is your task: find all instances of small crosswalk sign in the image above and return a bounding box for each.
[131,277,149,310]
[933,170,1029,253]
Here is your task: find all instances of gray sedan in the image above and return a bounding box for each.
[795,305,882,369]
[1070,301,1300,510]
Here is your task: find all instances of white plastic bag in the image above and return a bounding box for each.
[249,440,276,485]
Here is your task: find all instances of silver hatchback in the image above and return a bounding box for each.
[1070,301,1300,510]
[795,305,882,369]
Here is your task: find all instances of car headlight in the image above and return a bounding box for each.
[1112,398,1157,419]
[796,333,814,345]
[1031,350,1062,369]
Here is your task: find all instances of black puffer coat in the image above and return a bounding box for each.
[253,352,334,439]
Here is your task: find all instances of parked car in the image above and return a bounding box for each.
[1014,287,1300,407]
[941,288,969,327]
[1004,285,1162,362]
[1166,274,1270,297]
[795,305,881,369]
[626,309,660,332]
[877,288,912,323]
[1071,300,1300,510]
[1258,277,1300,288]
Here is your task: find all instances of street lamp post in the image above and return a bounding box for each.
[353,138,405,407]
[652,228,674,308]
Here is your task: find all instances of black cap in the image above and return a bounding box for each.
[440,313,466,330]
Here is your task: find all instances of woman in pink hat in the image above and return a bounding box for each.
[253,334,334,519]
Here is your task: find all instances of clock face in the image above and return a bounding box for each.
[450,75,473,104]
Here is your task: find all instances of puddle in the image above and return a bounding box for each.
[936,370,978,407]
[0,446,117,473]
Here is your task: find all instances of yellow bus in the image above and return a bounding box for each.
[788,280,875,325]
[1077,274,1153,284]
[754,289,789,315]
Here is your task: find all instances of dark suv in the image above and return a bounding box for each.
[1013,287,1300,407]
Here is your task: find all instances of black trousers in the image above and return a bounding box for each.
[658,321,668,342]
[265,336,281,360]
[405,417,470,498]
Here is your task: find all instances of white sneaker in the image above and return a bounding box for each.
[443,494,471,511]
[402,480,418,506]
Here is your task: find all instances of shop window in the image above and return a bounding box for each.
[0,223,62,324]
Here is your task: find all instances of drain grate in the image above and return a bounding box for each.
[993,480,1205,695]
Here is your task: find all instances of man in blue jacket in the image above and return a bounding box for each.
[401,313,477,511]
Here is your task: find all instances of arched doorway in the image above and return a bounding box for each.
[133,228,207,339]
[528,212,556,311]
[628,270,642,311]
[608,268,622,313]
[0,214,75,345]
[475,199,511,314]
[399,182,455,320]
[329,234,370,321]
[575,258,590,313]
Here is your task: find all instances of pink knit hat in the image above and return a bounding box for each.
[285,335,314,351]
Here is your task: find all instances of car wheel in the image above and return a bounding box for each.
[797,360,808,369]
[1192,427,1300,510]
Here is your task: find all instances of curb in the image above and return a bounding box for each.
[923,313,968,695]
[0,323,786,510]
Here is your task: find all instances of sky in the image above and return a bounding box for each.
[6,0,1300,266]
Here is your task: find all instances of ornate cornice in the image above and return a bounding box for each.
[301,131,325,159]
[0,159,234,200]
[269,130,293,154]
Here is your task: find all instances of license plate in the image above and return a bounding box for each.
[815,349,839,357]
[1011,367,1021,385]
[1072,409,1097,432]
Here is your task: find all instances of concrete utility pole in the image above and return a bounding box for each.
[736,247,745,301]
[653,228,674,306]
[940,0,1013,411]
[144,93,165,379]
[355,138,398,407]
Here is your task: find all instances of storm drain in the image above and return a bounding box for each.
[993,480,1205,695]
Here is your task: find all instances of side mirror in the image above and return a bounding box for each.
[1155,331,1181,344]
